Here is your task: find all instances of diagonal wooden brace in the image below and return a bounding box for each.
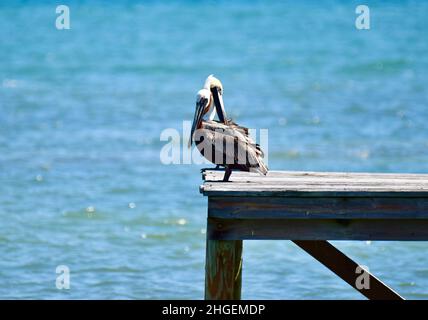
[292,240,404,300]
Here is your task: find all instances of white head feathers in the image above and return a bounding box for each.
[204,74,223,92]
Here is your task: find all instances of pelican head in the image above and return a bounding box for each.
[204,74,223,94]
[204,75,227,123]
[188,88,211,148]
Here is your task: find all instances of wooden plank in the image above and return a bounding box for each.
[208,196,428,219]
[203,175,428,185]
[201,170,428,197]
[201,186,428,198]
[202,183,428,191]
[293,240,403,300]
[205,239,243,300]
[207,218,428,240]
[204,177,428,186]
[203,170,428,181]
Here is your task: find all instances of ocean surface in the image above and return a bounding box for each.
[1,0,428,299]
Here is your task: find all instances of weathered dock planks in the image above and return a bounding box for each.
[201,169,428,300]
[201,170,428,197]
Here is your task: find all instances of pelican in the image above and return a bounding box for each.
[189,76,268,182]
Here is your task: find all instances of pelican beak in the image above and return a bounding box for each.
[211,87,227,123]
[188,101,205,148]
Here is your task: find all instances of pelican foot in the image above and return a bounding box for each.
[222,167,232,182]
[200,166,223,173]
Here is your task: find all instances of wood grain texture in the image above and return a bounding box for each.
[203,170,428,180]
[208,196,428,219]
[201,170,428,197]
[207,218,428,240]
[205,240,242,300]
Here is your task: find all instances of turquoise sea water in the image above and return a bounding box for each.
[1,1,428,299]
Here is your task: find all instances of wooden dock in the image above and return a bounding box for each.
[200,170,428,300]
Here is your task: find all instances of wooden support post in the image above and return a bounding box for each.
[293,240,404,300]
[205,239,243,300]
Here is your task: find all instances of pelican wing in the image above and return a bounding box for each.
[203,120,264,157]
[228,120,265,158]
[201,121,268,175]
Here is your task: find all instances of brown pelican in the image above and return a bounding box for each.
[188,76,268,182]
